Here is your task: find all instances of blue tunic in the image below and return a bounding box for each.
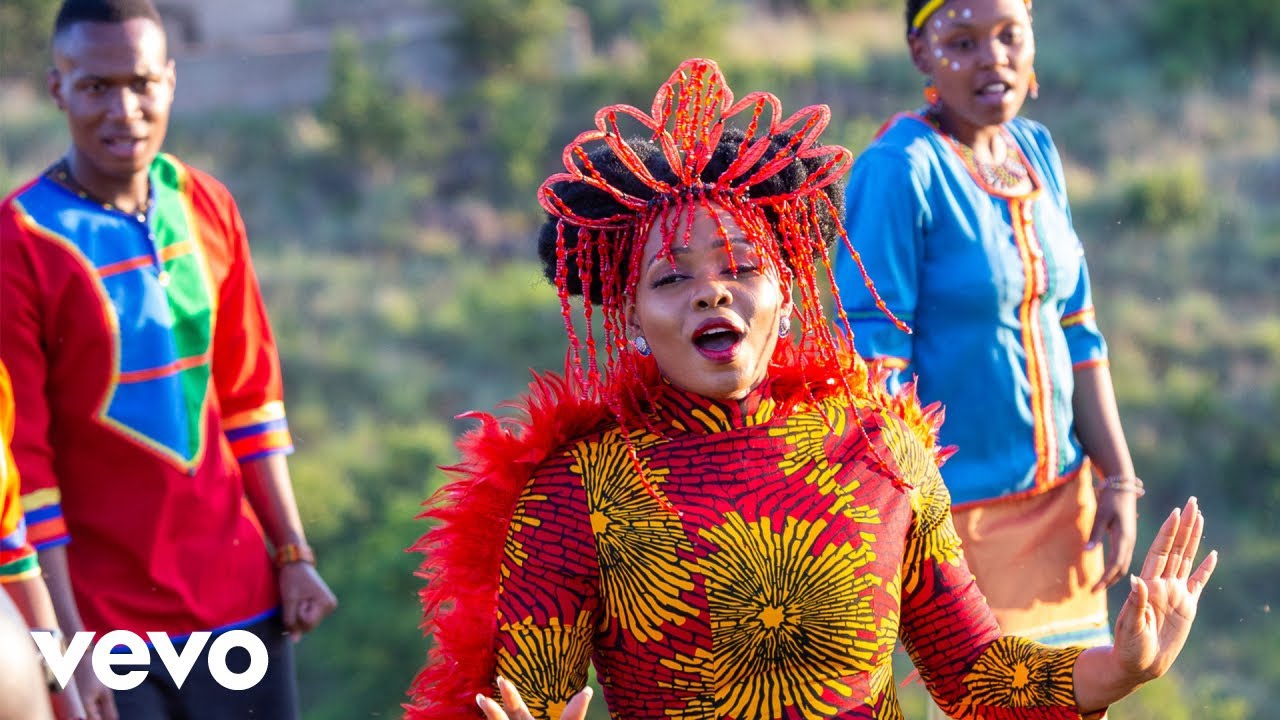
[834,114,1108,507]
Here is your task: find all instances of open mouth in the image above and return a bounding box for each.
[103,136,146,159]
[976,81,1013,103]
[693,320,744,361]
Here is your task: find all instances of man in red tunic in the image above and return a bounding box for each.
[0,1,336,717]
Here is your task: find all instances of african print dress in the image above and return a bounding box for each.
[408,364,1102,720]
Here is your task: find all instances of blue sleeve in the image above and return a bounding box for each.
[1062,255,1109,367]
[832,144,929,391]
[1032,124,1109,367]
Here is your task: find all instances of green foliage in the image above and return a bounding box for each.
[448,0,568,76]
[318,30,450,175]
[1143,0,1280,83]
[0,0,57,84]
[633,0,733,77]
[1117,163,1209,230]
[762,0,897,14]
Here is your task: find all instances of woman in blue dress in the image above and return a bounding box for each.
[833,0,1145,705]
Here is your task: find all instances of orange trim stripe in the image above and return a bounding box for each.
[1072,357,1110,371]
[1061,307,1096,329]
[97,255,153,278]
[229,428,293,459]
[159,239,195,263]
[223,402,286,432]
[1011,198,1057,490]
[117,352,211,384]
[951,465,1083,512]
[25,517,68,546]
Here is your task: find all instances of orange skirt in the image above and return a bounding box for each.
[951,468,1111,647]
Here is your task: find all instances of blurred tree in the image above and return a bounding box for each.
[1145,0,1280,82]
[447,0,569,77]
[319,29,449,175]
[0,0,57,84]
[635,0,732,78]
[762,0,896,13]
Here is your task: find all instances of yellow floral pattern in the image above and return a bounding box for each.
[696,512,881,719]
[495,615,594,718]
[573,432,699,643]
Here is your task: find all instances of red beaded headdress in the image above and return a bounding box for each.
[538,57,902,420]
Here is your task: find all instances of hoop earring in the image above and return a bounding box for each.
[923,81,941,110]
[634,335,651,356]
[1029,70,1039,100]
[778,316,791,339]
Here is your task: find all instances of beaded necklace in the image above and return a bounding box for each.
[49,158,152,219]
[953,141,1029,190]
[923,111,1030,191]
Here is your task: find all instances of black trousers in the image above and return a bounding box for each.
[110,614,299,720]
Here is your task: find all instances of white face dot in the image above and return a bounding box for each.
[962,8,972,18]
[935,48,943,57]
[951,61,960,71]
[934,18,942,28]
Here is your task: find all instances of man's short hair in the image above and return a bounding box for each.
[54,0,164,39]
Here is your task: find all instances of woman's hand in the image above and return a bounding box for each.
[1111,496,1218,683]
[476,676,594,720]
[1088,485,1138,591]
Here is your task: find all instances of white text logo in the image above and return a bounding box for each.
[31,630,268,691]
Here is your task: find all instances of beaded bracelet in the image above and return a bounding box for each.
[274,542,316,568]
[1095,475,1146,497]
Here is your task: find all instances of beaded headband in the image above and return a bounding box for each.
[537,57,902,402]
[910,0,1032,35]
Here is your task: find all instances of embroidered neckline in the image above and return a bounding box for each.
[904,112,1041,198]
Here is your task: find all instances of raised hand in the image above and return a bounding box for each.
[476,676,594,720]
[1111,496,1218,682]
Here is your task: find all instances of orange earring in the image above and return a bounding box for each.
[924,83,941,108]
[1029,70,1040,100]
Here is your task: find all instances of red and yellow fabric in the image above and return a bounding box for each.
[407,353,1102,719]
[0,155,290,637]
[0,360,40,583]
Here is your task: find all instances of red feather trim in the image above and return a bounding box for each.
[403,344,948,717]
[403,371,612,719]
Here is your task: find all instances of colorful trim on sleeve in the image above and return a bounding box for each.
[1071,357,1110,371]
[21,487,69,550]
[0,515,40,582]
[1060,307,1096,329]
[223,401,293,463]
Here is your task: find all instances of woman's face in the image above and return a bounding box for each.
[910,0,1036,138]
[629,204,790,401]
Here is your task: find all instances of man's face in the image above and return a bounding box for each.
[49,17,174,186]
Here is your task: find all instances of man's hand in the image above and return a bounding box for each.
[278,563,337,641]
